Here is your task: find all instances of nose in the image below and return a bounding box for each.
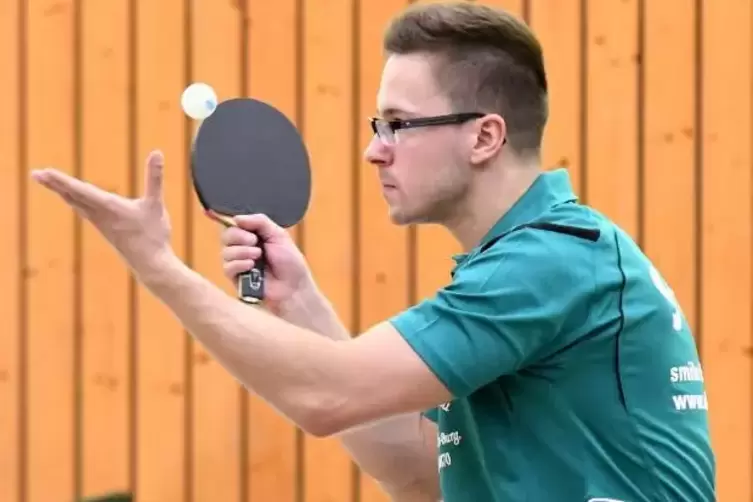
[364,134,393,166]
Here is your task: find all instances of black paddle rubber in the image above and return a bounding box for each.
[190,97,311,304]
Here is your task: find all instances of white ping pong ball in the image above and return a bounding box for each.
[181,82,217,120]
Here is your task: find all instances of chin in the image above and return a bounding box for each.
[386,206,412,225]
[387,206,431,226]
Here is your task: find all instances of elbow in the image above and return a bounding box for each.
[301,414,340,438]
[296,393,354,438]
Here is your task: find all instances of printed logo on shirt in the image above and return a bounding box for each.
[436,401,463,472]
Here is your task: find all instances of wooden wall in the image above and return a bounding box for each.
[1,0,750,501]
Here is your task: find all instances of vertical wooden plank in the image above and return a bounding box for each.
[642,3,697,330]
[80,0,132,497]
[245,1,300,500]
[358,1,410,501]
[701,1,753,500]
[135,0,188,500]
[0,0,21,498]
[190,2,243,501]
[585,0,640,237]
[529,0,583,192]
[26,0,77,500]
[302,0,357,499]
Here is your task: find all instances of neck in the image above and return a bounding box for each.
[443,156,542,252]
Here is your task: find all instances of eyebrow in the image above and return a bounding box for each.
[376,107,416,119]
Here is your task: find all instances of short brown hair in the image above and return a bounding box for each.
[383,2,548,156]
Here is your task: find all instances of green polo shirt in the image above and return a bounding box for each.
[389,169,716,502]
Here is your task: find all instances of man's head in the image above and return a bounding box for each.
[365,2,548,226]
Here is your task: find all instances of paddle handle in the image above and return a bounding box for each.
[238,252,265,304]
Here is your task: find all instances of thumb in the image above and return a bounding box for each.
[233,213,288,242]
[143,150,165,202]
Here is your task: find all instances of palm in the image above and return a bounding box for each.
[31,151,175,275]
[102,197,171,265]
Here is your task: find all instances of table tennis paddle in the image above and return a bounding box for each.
[190,97,311,304]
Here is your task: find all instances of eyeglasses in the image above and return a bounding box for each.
[369,112,486,145]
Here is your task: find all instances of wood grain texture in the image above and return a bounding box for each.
[80,0,132,497]
[0,0,21,499]
[26,1,77,500]
[4,1,750,500]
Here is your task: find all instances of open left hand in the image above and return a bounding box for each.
[31,150,178,281]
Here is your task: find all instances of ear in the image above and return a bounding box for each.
[469,114,506,166]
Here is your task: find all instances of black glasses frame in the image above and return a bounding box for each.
[369,112,485,134]
[369,112,506,145]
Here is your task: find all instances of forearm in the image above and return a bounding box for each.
[275,284,439,498]
[142,256,351,435]
[143,256,438,495]
[272,282,352,341]
[337,414,440,500]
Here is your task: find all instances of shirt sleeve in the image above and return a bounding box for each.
[389,227,594,399]
[422,408,439,423]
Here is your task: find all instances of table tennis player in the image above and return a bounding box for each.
[32,2,716,501]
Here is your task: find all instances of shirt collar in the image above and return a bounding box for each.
[451,168,578,267]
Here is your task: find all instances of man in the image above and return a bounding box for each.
[33,3,716,501]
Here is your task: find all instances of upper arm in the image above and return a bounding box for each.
[325,228,593,433]
[385,228,593,399]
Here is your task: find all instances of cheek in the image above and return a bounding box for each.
[395,156,442,196]
[398,159,465,210]
[394,134,460,180]
[388,132,469,209]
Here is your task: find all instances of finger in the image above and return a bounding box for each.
[220,226,259,247]
[58,189,91,218]
[40,175,86,208]
[143,150,165,202]
[221,245,263,263]
[233,213,288,242]
[223,259,255,280]
[40,175,112,220]
[31,168,114,209]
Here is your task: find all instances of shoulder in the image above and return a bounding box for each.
[391,209,604,339]
[455,213,602,295]
[385,209,606,388]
